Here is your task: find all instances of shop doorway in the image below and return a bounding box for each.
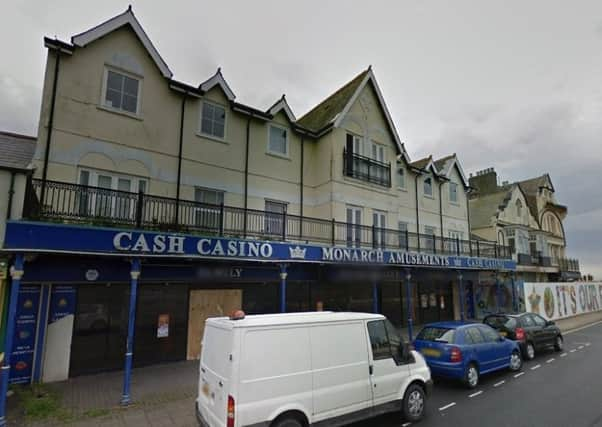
[186,289,242,360]
[417,282,454,324]
[70,284,129,376]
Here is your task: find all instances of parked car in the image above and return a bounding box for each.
[483,312,563,360]
[196,311,433,427]
[413,321,522,389]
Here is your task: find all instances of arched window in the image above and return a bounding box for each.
[516,199,523,218]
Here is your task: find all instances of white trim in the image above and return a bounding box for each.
[266,123,290,158]
[268,96,296,122]
[100,65,143,117]
[200,69,236,101]
[436,155,470,187]
[198,100,227,142]
[71,9,172,78]
[333,69,409,161]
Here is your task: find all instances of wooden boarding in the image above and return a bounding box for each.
[187,289,242,360]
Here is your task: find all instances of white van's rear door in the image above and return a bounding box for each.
[199,323,233,427]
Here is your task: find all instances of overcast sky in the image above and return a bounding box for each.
[2,1,600,278]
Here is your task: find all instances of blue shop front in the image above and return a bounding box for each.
[0,221,516,404]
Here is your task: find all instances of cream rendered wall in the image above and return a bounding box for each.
[498,187,531,227]
[34,27,182,198]
[417,172,441,234]
[441,167,469,238]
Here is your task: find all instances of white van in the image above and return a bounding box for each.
[196,311,432,427]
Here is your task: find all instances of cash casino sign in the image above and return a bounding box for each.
[4,221,516,271]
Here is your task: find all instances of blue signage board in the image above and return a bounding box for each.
[9,285,41,384]
[4,221,516,271]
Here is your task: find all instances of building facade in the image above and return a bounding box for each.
[469,168,580,283]
[0,8,516,398]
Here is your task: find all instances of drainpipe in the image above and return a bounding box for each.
[439,181,444,249]
[299,136,304,237]
[40,50,61,205]
[175,93,187,228]
[6,172,15,221]
[467,188,473,256]
[414,174,420,251]
[243,117,251,237]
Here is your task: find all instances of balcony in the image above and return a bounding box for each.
[555,257,580,273]
[23,179,511,259]
[343,149,391,187]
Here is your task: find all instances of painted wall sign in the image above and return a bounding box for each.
[10,285,41,384]
[5,221,516,271]
[524,282,602,321]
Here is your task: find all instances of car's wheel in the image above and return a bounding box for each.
[525,342,535,360]
[554,335,563,352]
[509,350,522,371]
[402,383,426,422]
[272,416,304,427]
[464,363,479,389]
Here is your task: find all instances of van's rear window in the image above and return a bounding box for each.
[416,327,455,343]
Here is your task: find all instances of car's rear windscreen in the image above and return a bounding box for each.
[484,316,517,329]
[416,327,455,343]
[201,325,232,379]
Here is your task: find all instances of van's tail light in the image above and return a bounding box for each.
[515,328,525,341]
[450,346,463,363]
[227,395,235,427]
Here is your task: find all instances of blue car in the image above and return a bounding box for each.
[413,321,522,388]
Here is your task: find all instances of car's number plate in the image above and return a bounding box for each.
[422,348,441,357]
[500,331,507,337]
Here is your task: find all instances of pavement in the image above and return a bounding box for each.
[352,320,602,427]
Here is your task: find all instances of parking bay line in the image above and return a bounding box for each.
[570,349,577,353]
[531,364,541,370]
[469,391,483,398]
[493,380,505,387]
[439,402,456,411]
[514,372,525,378]
[546,358,555,363]
[560,353,568,357]
[578,345,584,350]
[402,423,412,427]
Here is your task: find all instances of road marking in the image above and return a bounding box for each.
[564,320,602,334]
[469,391,483,398]
[531,364,541,370]
[585,343,591,347]
[493,380,505,387]
[578,345,584,350]
[439,402,456,411]
[514,372,525,378]
[570,349,577,353]
[546,358,555,363]
[402,423,412,427]
[560,353,567,357]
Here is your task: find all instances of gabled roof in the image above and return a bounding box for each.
[517,174,555,194]
[71,7,172,78]
[434,154,469,187]
[409,155,442,177]
[267,95,296,122]
[0,131,36,170]
[199,68,236,101]
[297,67,408,157]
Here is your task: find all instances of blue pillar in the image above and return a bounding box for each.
[372,282,379,314]
[405,269,414,342]
[0,254,25,427]
[121,258,141,406]
[457,271,465,322]
[279,264,287,313]
[511,273,517,313]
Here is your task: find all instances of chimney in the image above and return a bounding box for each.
[469,167,498,194]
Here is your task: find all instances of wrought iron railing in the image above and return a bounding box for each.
[23,179,511,259]
[343,149,391,187]
[555,257,580,273]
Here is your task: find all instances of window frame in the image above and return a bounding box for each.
[267,123,290,158]
[100,66,143,117]
[199,100,227,141]
[397,167,406,190]
[423,177,433,197]
[449,181,458,204]
[346,205,363,248]
[367,320,394,361]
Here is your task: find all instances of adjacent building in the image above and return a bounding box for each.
[469,167,580,283]
[0,8,515,393]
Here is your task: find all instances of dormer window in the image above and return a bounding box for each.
[449,182,458,203]
[200,101,226,139]
[424,177,433,197]
[268,124,289,157]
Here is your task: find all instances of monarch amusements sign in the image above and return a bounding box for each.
[524,282,602,321]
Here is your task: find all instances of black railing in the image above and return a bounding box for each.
[556,257,580,273]
[23,179,511,259]
[343,149,391,187]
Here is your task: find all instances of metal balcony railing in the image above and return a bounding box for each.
[556,257,580,273]
[23,178,512,259]
[343,149,391,187]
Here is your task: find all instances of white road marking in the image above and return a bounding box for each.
[402,423,412,427]
[578,345,584,350]
[514,372,525,378]
[560,353,568,357]
[570,349,577,353]
[564,320,602,334]
[585,343,591,347]
[439,402,456,411]
[531,364,541,370]
[546,358,555,363]
[493,380,505,387]
[469,391,483,398]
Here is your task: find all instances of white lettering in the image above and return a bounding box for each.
[227,240,238,256]
[168,236,185,254]
[211,241,225,256]
[260,243,273,258]
[132,234,150,252]
[248,242,260,258]
[113,232,132,251]
[197,239,211,255]
[322,247,334,260]
[153,235,166,253]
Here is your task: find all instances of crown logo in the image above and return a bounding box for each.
[289,246,307,259]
